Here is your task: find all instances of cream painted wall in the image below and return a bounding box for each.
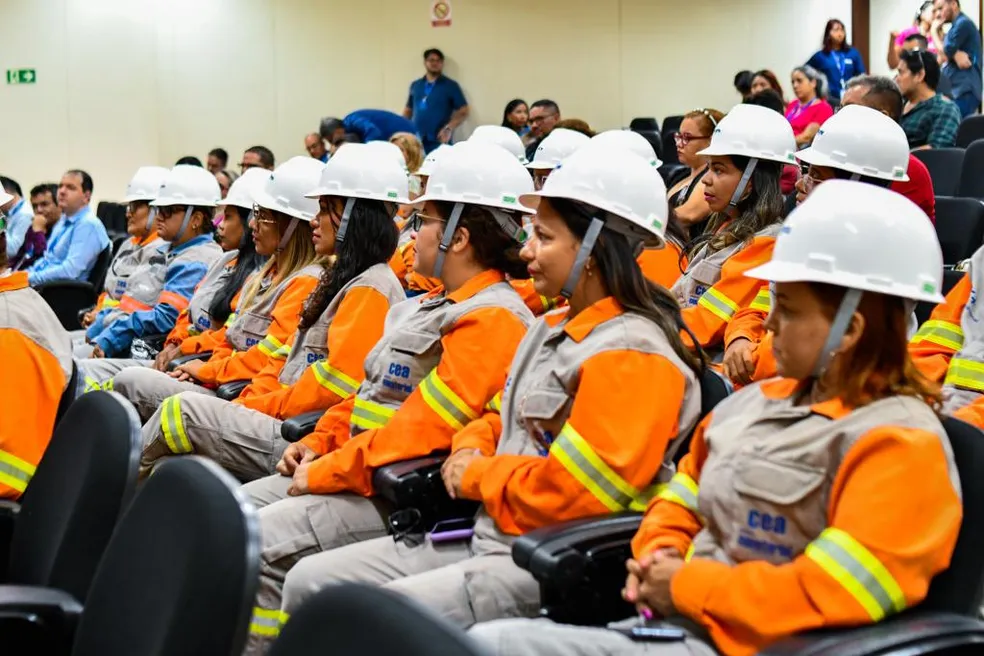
[1,0,850,204]
[869,0,982,77]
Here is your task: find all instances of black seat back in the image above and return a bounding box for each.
[270,582,482,656]
[956,118,984,149]
[71,457,260,656]
[913,147,965,197]
[87,246,113,290]
[53,361,81,428]
[934,196,984,264]
[671,368,732,465]
[631,129,662,161]
[629,117,659,133]
[921,417,984,614]
[958,141,984,199]
[7,391,141,603]
[662,115,684,135]
[661,131,679,165]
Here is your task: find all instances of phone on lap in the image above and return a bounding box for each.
[428,518,475,543]
[610,625,688,642]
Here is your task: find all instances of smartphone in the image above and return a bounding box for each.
[610,626,687,642]
[428,518,475,543]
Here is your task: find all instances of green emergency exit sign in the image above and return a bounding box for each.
[6,69,36,85]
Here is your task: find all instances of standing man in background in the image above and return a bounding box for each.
[403,48,469,153]
[27,170,109,286]
[206,148,229,174]
[932,0,982,117]
[524,99,562,161]
[1,177,35,259]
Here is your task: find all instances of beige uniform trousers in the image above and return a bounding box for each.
[468,617,718,656]
[140,392,287,481]
[111,366,213,422]
[239,475,391,656]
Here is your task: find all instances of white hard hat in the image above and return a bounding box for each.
[124,166,170,203]
[526,128,591,171]
[218,168,270,210]
[746,180,943,303]
[417,144,453,177]
[361,140,408,172]
[524,145,669,247]
[305,143,410,204]
[468,125,529,164]
[796,105,910,182]
[415,141,536,214]
[0,189,11,206]
[587,130,663,168]
[151,165,222,207]
[697,104,797,166]
[252,156,323,222]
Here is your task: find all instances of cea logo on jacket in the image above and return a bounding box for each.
[738,509,793,560]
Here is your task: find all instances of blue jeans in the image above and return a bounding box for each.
[955,93,980,118]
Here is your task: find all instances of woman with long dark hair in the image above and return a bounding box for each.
[501,98,532,144]
[135,144,407,482]
[807,18,867,106]
[261,143,706,636]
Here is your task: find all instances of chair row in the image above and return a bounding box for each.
[914,141,984,200]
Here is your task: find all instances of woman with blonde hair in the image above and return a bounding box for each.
[107,157,325,421]
[389,131,424,174]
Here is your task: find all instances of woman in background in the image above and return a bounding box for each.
[666,108,725,236]
[888,2,937,70]
[502,98,532,145]
[786,65,835,147]
[807,18,867,106]
[749,70,786,103]
[389,132,424,175]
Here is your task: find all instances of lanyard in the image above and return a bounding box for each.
[419,80,436,109]
[787,98,817,121]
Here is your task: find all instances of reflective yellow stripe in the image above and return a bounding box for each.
[749,287,771,313]
[258,334,287,359]
[418,370,478,431]
[312,361,359,398]
[224,313,237,327]
[83,376,102,393]
[102,379,114,391]
[912,320,964,351]
[684,543,695,562]
[249,607,283,637]
[0,449,36,493]
[102,298,121,309]
[484,391,503,412]
[656,472,700,513]
[351,397,396,430]
[549,422,652,512]
[944,358,984,392]
[697,287,738,321]
[187,326,201,336]
[538,294,558,312]
[160,396,193,454]
[805,527,906,621]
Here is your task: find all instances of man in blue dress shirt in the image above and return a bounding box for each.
[28,169,109,286]
[403,48,470,153]
[1,177,37,260]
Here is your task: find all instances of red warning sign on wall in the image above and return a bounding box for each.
[431,0,452,27]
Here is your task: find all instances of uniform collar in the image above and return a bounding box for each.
[434,269,507,304]
[138,230,159,247]
[544,296,624,343]
[759,378,853,419]
[169,233,213,255]
[0,271,30,293]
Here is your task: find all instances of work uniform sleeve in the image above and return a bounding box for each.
[92,260,209,357]
[194,274,318,385]
[681,236,776,350]
[631,421,711,560]
[236,287,392,419]
[304,306,528,496]
[300,395,357,455]
[669,425,961,656]
[909,273,969,382]
[954,397,984,429]
[451,388,504,456]
[723,286,771,348]
[457,350,690,535]
[0,330,67,499]
[166,309,194,345]
[509,279,564,317]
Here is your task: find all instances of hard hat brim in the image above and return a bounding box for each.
[414,192,536,214]
[252,187,313,222]
[522,188,666,249]
[746,260,944,304]
[795,147,911,183]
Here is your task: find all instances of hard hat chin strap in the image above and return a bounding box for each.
[145,207,158,234]
[560,217,604,299]
[433,202,466,279]
[727,157,759,216]
[334,198,357,247]
[277,217,300,253]
[811,287,863,379]
[174,206,194,243]
[240,210,254,250]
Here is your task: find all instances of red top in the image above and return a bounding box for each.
[784,98,835,136]
[893,154,936,224]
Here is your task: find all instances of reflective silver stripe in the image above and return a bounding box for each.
[350,398,395,430]
[0,449,35,493]
[656,473,700,512]
[249,607,282,637]
[312,361,359,398]
[697,288,738,321]
[418,370,478,431]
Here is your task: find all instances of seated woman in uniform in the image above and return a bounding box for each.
[137,145,407,482]
[469,181,961,656]
[107,157,322,421]
[257,145,705,643]
[239,141,537,654]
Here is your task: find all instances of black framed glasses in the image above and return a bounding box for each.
[407,211,445,231]
[156,205,187,220]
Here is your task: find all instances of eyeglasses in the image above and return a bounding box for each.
[156,206,187,220]
[530,113,558,124]
[407,211,445,231]
[251,204,279,225]
[239,162,258,172]
[674,132,711,146]
[126,201,149,214]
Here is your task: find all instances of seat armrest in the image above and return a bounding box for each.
[0,501,20,580]
[216,380,250,401]
[759,611,984,655]
[0,584,83,651]
[35,280,96,293]
[511,513,643,627]
[167,352,213,372]
[372,455,479,535]
[281,411,326,443]
[372,456,448,507]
